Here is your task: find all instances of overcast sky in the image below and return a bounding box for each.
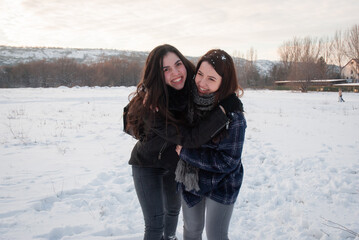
[1,0,358,60]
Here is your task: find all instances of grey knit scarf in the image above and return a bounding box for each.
[186,82,216,125]
[192,84,215,111]
[175,82,216,192]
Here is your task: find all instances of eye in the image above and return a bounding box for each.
[209,77,216,81]
[176,61,183,67]
[197,71,203,76]
[163,67,168,72]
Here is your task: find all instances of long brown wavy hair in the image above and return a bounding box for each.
[195,49,243,102]
[126,44,195,139]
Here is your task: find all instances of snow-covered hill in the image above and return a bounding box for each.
[255,59,276,77]
[0,45,149,65]
[0,46,275,76]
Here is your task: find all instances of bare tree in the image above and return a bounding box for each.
[278,36,323,91]
[321,36,334,65]
[297,37,322,91]
[278,37,305,81]
[278,40,292,70]
[332,30,346,68]
[344,24,359,60]
[232,50,245,86]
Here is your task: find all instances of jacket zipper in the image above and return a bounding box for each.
[210,120,230,138]
[158,142,167,160]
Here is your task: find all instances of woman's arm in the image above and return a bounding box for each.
[149,106,230,148]
[179,113,246,173]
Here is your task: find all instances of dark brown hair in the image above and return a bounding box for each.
[126,44,195,139]
[195,49,243,102]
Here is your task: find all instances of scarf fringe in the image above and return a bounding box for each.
[175,159,200,192]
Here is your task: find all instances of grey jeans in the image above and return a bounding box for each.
[182,197,234,240]
[132,166,181,240]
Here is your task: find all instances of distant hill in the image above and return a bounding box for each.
[0,45,149,66]
[0,45,276,77]
[255,59,276,77]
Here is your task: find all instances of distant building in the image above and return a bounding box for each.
[341,59,359,82]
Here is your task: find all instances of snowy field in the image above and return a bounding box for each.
[0,87,358,240]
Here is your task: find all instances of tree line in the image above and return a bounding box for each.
[0,53,267,88]
[0,57,143,88]
[268,24,358,91]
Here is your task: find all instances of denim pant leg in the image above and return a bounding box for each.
[132,166,181,240]
[182,197,205,240]
[163,171,181,239]
[205,198,234,240]
[132,166,165,240]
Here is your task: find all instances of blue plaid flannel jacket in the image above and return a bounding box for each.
[179,111,246,207]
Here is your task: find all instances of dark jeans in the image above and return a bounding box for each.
[132,166,181,240]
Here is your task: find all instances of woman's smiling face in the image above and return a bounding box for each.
[195,61,222,96]
[162,52,187,90]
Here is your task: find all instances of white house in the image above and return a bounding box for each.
[341,59,359,82]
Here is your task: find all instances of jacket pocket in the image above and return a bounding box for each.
[158,142,168,160]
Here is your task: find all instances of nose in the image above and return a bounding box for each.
[172,67,179,75]
[172,68,179,75]
[197,78,205,88]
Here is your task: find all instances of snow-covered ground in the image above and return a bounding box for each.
[0,87,358,240]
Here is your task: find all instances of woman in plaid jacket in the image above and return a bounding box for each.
[175,49,246,240]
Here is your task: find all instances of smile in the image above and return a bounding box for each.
[172,77,183,83]
[197,87,208,94]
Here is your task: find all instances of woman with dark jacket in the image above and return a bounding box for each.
[124,44,241,240]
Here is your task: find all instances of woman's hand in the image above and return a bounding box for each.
[176,145,182,155]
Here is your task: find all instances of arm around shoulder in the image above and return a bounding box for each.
[150,106,229,148]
